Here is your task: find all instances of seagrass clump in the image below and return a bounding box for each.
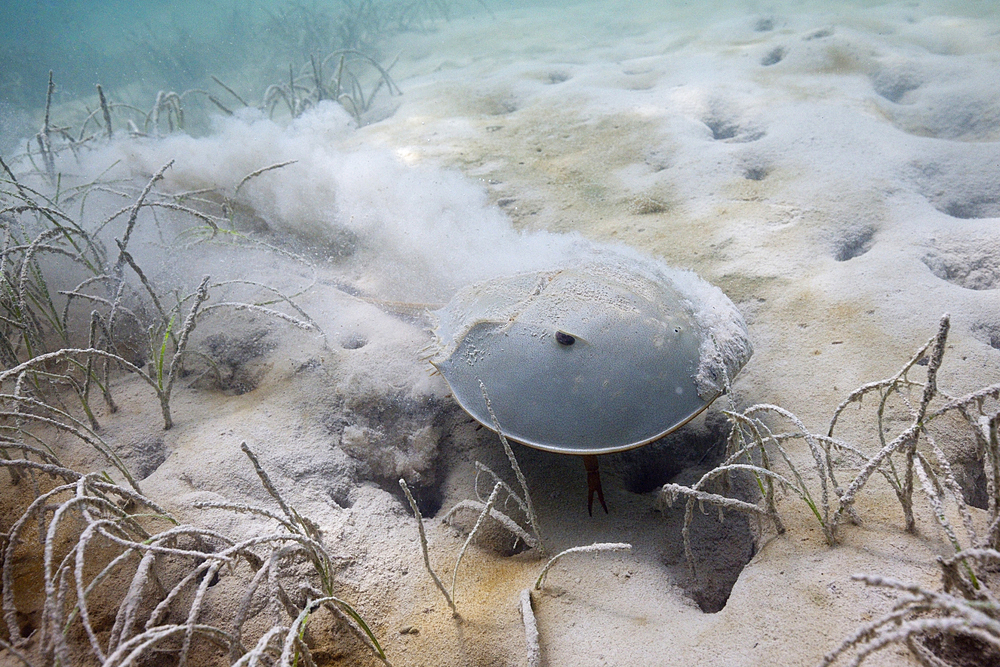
[398,444,541,619]
[820,554,1000,667]
[656,314,1000,665]
[399,382,545,617]
[0,442,388,667]
[87,49,402,134]
[16,55,399,152]
[3,112,327,432]
[660,314,1000,562]
[819,318,1000,665]
[263,0,461,60]
[259,50,402,125]
[4,0,508,142]
[0,65,388,667]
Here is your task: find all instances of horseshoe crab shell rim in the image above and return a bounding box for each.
[446,378,724,456]
[429,258,751,456]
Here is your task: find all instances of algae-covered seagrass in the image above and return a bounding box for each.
[430,254,753,457]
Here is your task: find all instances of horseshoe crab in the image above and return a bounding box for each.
[429,254,753,514]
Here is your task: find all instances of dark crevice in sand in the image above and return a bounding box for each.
[761,46,786,67]
[610,411,757,613]
[923,239,1000,290]
[833,225,875,262]
[611,410,731,495]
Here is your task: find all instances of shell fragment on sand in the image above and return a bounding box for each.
[430,256,752,455]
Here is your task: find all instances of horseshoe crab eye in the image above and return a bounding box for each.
[555,330,576,346]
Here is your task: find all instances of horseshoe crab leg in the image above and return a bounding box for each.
[583,455,608,516]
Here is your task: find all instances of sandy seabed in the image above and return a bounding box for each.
[4,1,1000,666]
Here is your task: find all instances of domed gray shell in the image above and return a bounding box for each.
[430,258,752,455]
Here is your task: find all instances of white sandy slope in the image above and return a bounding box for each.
[6,1,1000,666]
[324,3,999,661]
[295,1,1000,664]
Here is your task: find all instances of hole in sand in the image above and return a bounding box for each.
[114,435,167,480]
[331,394,461,515]
[761,46,786,67]
[941,196,1000,220]
[753,17,774,32]
[341,334,367,349]
[705,118,738,141]
[441,499,531,557]
[663,476,756,613]
[912,159,1000,218]
[926,411,990,510]
[972,321,1000,351]
[871,65,923,103]
[403,477,445,519]
[611,412,756,613]
[743,165,770,181]
[611,412,730,494]
[832,226,875,262]
[198,328,277,395]
[545,71,570,84]
[803,27,834,40]
[704,116,765,143]
[922,633,1000,667]
[922,239,1000,290]
[18,617,36,639]
[886,88,1000,141]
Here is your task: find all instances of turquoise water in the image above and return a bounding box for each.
[3,0,999,175]
[4,1,272,106]
[0,0,503,151]
[3,0,997,125]
[0,0,479,110]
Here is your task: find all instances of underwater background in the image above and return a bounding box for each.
[3,1,1000,666]
[5,1,992,123]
